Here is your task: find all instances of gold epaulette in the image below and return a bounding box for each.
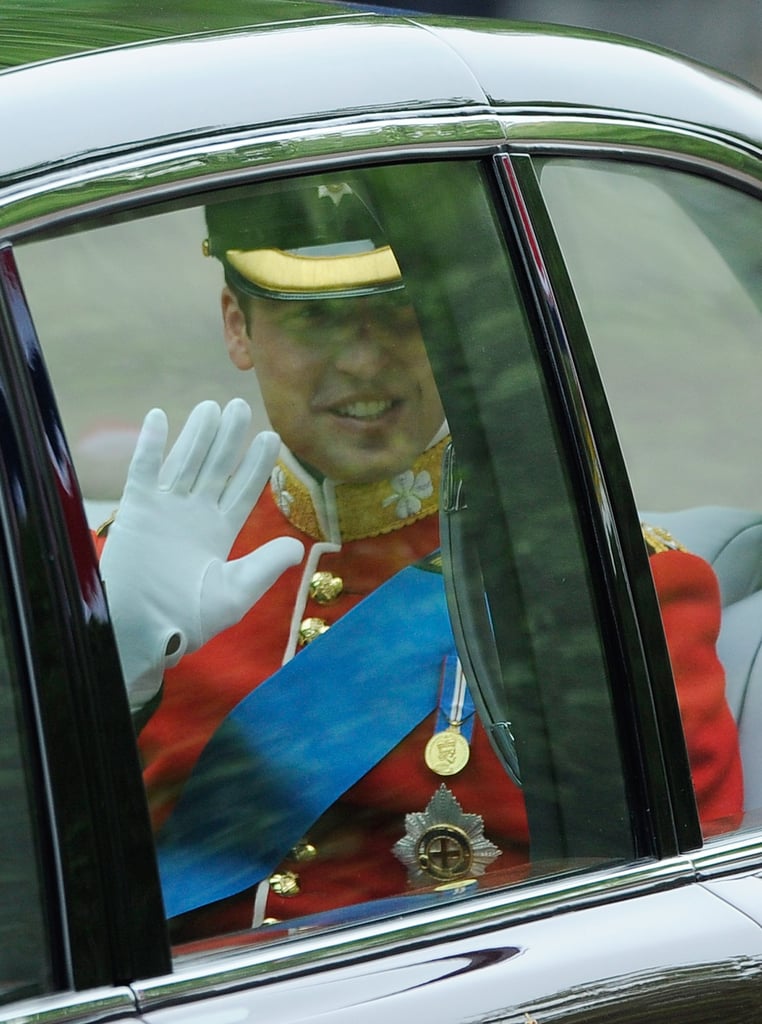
[641,522,687,556]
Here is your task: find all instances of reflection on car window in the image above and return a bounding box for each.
[0,552,53,1002]
[538,159,762,511]
[538,158,761,836]
[16,161,632,950]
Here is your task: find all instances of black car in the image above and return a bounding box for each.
[2,2,762,1021]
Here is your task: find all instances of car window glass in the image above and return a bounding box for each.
[0,543,54,1002]
[15,160,633,952]
[538,158,762,834]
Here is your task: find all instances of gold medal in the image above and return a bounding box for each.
[424,726,470,776]
[426,657,474,777]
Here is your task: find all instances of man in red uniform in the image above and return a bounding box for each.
[100,174,742,943]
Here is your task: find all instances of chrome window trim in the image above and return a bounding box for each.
[501,115,762,188]
[134,857,695,1008]
[3,111,762,241]
[0,114,506,238]
[691,832,762,880]
[0,986,135,1024]
[501,111,762,166]
[525,142,762,195]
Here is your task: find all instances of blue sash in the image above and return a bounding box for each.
[157,555,455,919]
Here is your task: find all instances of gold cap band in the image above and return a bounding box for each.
[226,244,402,296]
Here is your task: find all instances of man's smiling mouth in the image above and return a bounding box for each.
[333,399,396,419]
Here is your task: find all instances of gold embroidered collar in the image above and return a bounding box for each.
[270,438,449,542]
[641,522,686,555]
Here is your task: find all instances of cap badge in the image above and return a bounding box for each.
[318,182,354,207]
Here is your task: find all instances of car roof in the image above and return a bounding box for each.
[2,0,762,185]
[0,0,350,67]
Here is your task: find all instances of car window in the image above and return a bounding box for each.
[15,160,633,951]
[537,157,762,833]
[537,159,762,511]
[0,540,54,1003]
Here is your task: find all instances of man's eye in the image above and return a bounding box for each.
[279,307,323,330]
[302,310,333,331]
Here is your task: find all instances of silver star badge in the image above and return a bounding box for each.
[393,784,501,887]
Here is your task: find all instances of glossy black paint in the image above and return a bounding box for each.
[144,880,762,1021]
[0,247,169,987]
[506,957,762,1022]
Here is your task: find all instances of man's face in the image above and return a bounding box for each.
[222,287,445,484]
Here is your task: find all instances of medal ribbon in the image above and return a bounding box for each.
[434,656,475,740]
[157,554,455,919]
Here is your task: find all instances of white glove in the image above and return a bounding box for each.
[100,398,304,712]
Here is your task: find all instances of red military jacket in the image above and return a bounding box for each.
[136,441,742,942]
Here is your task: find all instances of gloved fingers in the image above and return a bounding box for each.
[158,400,222,493]
[193,398,252,500]
[201,537,304,636]
[120,407,169,499]
[219,429,281,522]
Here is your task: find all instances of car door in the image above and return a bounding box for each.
[4,135,762,1024]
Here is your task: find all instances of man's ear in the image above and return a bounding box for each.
[221,286,254,370]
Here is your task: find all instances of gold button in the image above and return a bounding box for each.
[299,617,329,645]
[269,871,300,897]
[309,570,344,605]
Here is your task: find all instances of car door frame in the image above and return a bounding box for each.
[495,147,702,857]
[498,119,762,876]
[0,244,170,1001]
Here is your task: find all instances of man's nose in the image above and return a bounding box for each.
[333,325,391,378]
